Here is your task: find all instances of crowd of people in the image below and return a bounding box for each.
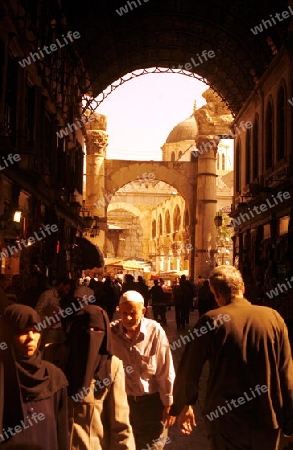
[1,266,293,450]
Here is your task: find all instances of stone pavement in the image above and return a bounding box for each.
[161,307,210,450]
[158,306,288,450]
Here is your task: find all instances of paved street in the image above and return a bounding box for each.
[160,307,210,450]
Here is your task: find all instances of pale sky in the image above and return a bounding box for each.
[96,70,209,161]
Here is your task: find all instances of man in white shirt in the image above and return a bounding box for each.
[111,290,175,450]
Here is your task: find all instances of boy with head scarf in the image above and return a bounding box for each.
[0,304,69,449]
[61,305,135,450]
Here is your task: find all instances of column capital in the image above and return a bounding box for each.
[195,135,220,158]
[86,129,108,156]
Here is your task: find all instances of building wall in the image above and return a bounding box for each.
[231,48,293,284]
[0,1,87,282]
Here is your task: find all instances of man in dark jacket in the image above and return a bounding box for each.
[136,276,150,309]
[149,280,167,325]
[172,276,192,329]
[168,265,293,450]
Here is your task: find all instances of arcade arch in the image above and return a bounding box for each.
[104,175,192,273]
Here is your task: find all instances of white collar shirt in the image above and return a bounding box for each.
[110,317,175,406]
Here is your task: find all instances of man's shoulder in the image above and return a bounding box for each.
[205,300,284,324]
[143,317,166,335]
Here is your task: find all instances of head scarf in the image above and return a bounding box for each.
[65,305,113,396]
[0,304,67,431]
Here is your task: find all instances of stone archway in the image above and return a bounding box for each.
[104,160,195,209]
[107,202,141,217]
[105,172,194,267]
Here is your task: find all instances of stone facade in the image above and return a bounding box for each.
[230,49,293,286]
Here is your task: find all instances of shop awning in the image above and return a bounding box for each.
[75,237,104,269]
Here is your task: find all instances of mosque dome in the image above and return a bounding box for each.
[165,115,198,143]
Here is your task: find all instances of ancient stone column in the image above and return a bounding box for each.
[193,88,233,278]
[85,114,108,217]
[195,135,219,278]
[85,113,108,251]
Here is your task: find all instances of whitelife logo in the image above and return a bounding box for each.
[0,153,21,171]
[71,365,134,401]
[56,114,95,139]
[250,6,293,35]
[116,0,150,16]
[191,121,252,158]
[0,224,58,261]
[34,295,97,332]
[0,413,45,443]
[172,50,215,71]
[18,31,81,68]
[206,384,268,421]
[0,341,7,351]
[266,276,293,300]
[170,313,231,351]
[231,192,291,228]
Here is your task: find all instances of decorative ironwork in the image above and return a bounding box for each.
[81,67,234,117]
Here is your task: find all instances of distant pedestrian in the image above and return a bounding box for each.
[179,275,194,324]
[188,277,197,311]
[149,279,167,325]
[196,275,205,290]
[173,276,191,329]
[103,276,117,321]
[197,279,217,317]
[122,274,136,293]
[113,278,122,306]
[136,276,150,309]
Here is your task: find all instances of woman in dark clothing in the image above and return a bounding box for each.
[0,304,69,449]
[46,305,135,449]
